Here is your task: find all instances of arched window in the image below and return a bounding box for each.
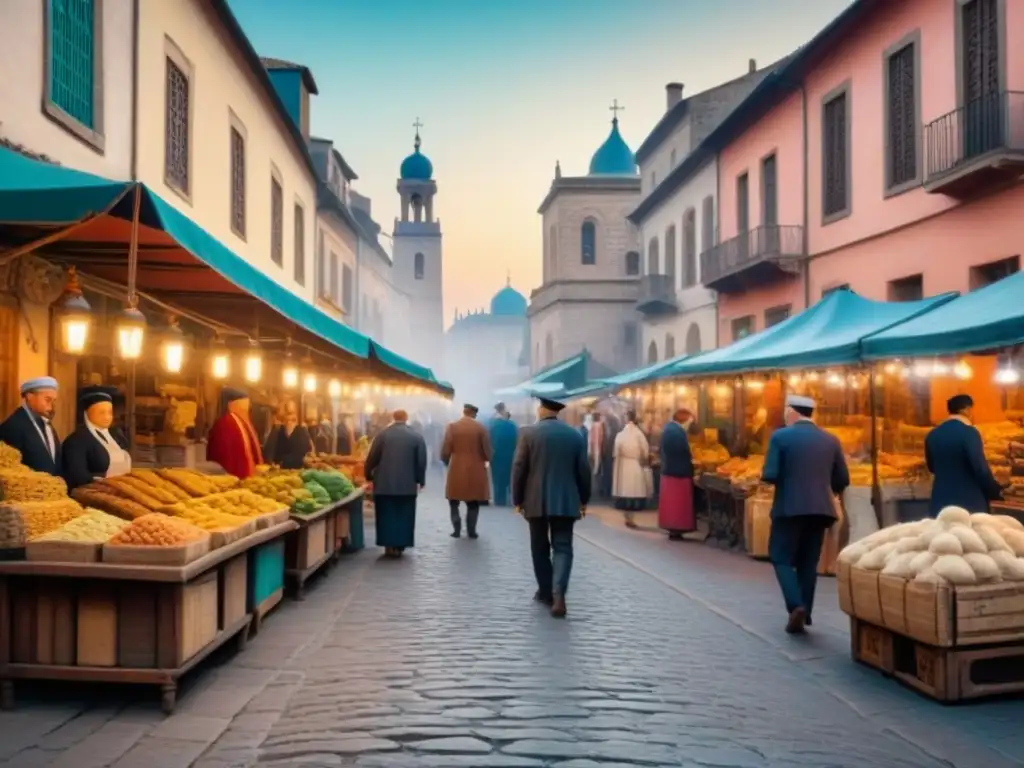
[544,333,554,366]
[664,225,677,280]
[683,208,697,287]
[647,340,658,364]
[647,238,660,275]
[665,333,676,359]
[625,251,640,276]
[414,252,425,280]
[685,323,702,355]
[580,219,596,265]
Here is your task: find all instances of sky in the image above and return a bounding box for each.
[229,0,854,326]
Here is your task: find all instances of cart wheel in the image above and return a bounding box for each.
[1,680,14,710]
[160,683,177,714]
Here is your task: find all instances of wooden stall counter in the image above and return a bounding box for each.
[0,521,297,713]
[284,489,364,600]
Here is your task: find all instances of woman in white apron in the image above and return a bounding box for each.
[613,409,651,527]
[62,388,132,491]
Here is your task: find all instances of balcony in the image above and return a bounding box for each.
[635,274,678,316]
[923,91,1024,198]
[700,224,805,294]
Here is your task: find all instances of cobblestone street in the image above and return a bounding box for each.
[2,491,1024,768]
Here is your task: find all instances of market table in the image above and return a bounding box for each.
[0,520,296,713]
[285,488,364,599]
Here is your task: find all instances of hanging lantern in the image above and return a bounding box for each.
[953,359,973,380]
[53,267,92,355]
[116,305,147,360]
[342,383,352,396]
[244,340,262,383]
[210,338,230,379]
[303,372,317,393]
[328,379,342,398]
[161,317,186,374]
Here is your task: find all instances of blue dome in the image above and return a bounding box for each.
[588,118,637,176]
[400,131,433,180]
[490,284,527,317]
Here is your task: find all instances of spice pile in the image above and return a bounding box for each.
[108,514,207,547]
[0,467,68,503]
[33,509,129,543]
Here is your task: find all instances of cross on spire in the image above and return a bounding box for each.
[609,99,624,121]
[412,117,423,150]
[506,269,511,286]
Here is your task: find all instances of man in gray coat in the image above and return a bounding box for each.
[364,410,427,557]
[512,396,591,618]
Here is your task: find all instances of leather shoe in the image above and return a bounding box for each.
[468,531,479,539]
[785,606,807,634]
[450,531,460,538]
[550,595,567,618]
[534,590,553,606]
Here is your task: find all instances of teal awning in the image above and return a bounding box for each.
[0,147,132,223]
[862,271,1024,359]
[602,354,690,389]
[668,289,956,377]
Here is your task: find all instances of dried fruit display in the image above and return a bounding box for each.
[112,475,180,505]
[34,509,129,542]
[98,476,165,509]
[14,498,85,539]
[108,513,207,546]
[0,468,68,502]
[167,506,252,532]
[206,474,240,491]
[0,443,22,470]
[161,489,281,519]
[157,469,219,497]
[72,486,152,520]
[127,469,191,501]
[839,506,1024,585]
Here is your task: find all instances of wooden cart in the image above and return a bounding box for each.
[284,489,363,600]
[0,521,296,713]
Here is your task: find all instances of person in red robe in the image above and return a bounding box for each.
[206,388,264,479]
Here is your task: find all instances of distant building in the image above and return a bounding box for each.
[529,106,642,374]
[445,278,529,405]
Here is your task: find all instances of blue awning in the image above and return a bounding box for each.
[862,271,1024,359]
[668,289,956,377]
[602,354,690,388]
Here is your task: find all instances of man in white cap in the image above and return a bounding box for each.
[0,376,62,475]
[761,393,849,634]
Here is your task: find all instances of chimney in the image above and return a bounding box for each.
[749,58,757,73]
[665,83,684,111]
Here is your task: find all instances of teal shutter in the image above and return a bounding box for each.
[49,0,96,129]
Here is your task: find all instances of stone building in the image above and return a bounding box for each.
[528,110,642,374]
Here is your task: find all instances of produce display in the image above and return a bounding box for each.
[13,499,85,539]
[715,456,764,484]
[72,486,154,520]
[838,506,1024,585]
[0,443,22,469]
[303,454,366,486]
[161,489,282,520]
[157,468,239,497]
[693,441,730,472]
[33,509,129,542]
[108,513,207,547]
[243,468,355,515]
[0,467,68,503]
[977,421,1024,498]
[168,506,253,534]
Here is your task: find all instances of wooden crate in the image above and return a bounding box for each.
[851,617,1024,702]
[744,496,771,560]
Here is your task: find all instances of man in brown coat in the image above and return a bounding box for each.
[442,404,492,538]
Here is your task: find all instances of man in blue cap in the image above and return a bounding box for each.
[512,395,591,618]
[0,376,62,475]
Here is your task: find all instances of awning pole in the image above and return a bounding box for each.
[126,185,142,452]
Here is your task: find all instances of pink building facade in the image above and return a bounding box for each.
[705,0,1024,345]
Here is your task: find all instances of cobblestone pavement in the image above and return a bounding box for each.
[2,491,1023,768]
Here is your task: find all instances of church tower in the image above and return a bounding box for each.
[392,119,444,371]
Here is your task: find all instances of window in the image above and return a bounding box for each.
[663,225,677,279]
[625,251,640,276]
[682,208,697,288]
[44,0,102,146]
[647,238,660,275]
[685,323,701,355]
[647,340,658,365]
[341,265,353,312]
[414,252,425,280]
[293,204,305,285]
[970,256,1018,290]
[761,154,778,225]
[316,229,326,297]
[887,274,923,302]
[731,315,754,341]
[822,85,851,220]
[229,127,245,237]
[884,35,919,192]
[960,0,1000,105]
[764,304,791,327]
[270,177,283,266]
[581,220,596,265]
[329,251,339,304]
[165,56,191,195]
[665,333,676,359]
[701,196,715,253]
[736,173,750,257]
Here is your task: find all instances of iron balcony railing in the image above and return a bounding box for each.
[700,224,805,287]
[635,274,677,313]
[924,90,1024,182]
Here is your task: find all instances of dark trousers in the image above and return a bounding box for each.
[529,517,575,598]
[449,500,480,535]
[769,515,832,617]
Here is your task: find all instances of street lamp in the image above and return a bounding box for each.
[161,317,186,374]
[54,267,92,355]
[116,304,147,360]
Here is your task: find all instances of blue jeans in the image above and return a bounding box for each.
[529,517,575,598]
[769,515,831,617]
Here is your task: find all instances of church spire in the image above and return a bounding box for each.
[506,269,511,287]
[412,117,423,152]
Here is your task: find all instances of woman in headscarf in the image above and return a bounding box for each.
[263,399,313,469]
[613,410,650,528]
[62,388,131,491]
[658,408,696,539]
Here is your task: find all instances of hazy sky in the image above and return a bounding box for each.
[229,0,853,326]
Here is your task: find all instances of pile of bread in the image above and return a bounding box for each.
[838,506,1024,586]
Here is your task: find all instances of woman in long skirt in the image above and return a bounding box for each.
[658,409,696,538]
[613,411,650,527]
[363,410,428,557]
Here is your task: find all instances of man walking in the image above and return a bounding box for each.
[363,410,427,557]
[512,396,591,618]
[488,402,518,507]
[762,394,849,634]
[442,404,492,538]
[925,394,1003,516]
